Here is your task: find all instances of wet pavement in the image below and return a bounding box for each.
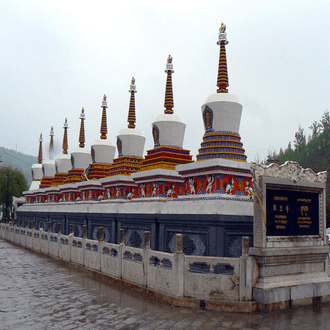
[1,239,330,330]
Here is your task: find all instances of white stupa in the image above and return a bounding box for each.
[70,107,92,171]
[29,133,43,191]
[91,95,116,164]
[116,77,146,159]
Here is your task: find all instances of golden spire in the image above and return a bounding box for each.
[100,94,108,139]
[79,107,85,148]
[38,133,43,164]
[164,55,174,114]
[49,126,54,160]
[127,77,137,129]
[62,118,68,154]
[216,23,229,93]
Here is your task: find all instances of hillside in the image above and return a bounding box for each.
[0,147,37,187]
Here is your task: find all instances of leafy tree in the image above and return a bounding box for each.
[294,125,306,151]
[0,167,27,222]
[320,110,330,131]
[309,120,321,140]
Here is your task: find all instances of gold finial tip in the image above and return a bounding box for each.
[131,77,135,84]
[103,94,106,101]
[220,23,226,33]
[167,55,172,63]
[81,107,84,113]
[65,117,67,123]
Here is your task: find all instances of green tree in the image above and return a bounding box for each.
[320,110,330,131]
[294,125,306,151]
[309,120,321,140]
[0,167,27,222]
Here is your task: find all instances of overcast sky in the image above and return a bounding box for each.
[1,0,330,162]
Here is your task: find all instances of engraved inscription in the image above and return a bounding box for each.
[266,189,319,236]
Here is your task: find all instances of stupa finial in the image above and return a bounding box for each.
[127,77,137,129]
[62,118,69,154]
[38,133,43,164]
[164,55,174,114]
[49,126,54,160]
[100,94,108,139]
[79,107,85,148]
[216,23,229,93]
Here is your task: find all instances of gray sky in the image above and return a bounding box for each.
[1,0,330,162]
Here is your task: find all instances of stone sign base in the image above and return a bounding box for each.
[250,246,330,311]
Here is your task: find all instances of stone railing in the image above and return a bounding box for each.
[0,223,255,308]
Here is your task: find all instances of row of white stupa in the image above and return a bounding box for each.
[29,25,245,192]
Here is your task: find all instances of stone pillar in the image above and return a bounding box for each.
[144,231,151,249]
[69,224,74,235]
[48,222,52,233]
[119,229,125,244]
[32,220,35,229]
[39,221,43,231]
[174,233,184,298]
[99,227,104,242]
[242,236,250,257]
[176,233,183,253]
[58,223,62,234]
[82,225,87,239]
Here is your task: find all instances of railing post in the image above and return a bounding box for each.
[98,227,104,271]
[118,229,125,279]
[173,234,184,298]
[82,225,87,266]
[240,236,250,301]
[143,231,151,287]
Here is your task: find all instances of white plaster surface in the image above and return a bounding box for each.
[55,154,71,173]
[42,161,56,177]
[152,114,186,148]
[176,158,251,174]
[201,92,242,133]
[31,163,43,180]
[117,128,146,158]
[92,139,116,164]
[132,168,181,181]
[18,197,253,216]
[71,148,92,170]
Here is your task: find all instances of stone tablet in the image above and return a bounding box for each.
[266,188,319,236]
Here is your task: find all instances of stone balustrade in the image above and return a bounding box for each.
[0,222,255,309]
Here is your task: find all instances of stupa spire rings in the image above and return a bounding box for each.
[127,77,137,129]
[79,107,85,148]
[216,23,229,93]
[164,55,174,114]
[38,133,43,164]
[100,94,108,139]
[62,117,69,154]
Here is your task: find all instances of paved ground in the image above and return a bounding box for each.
[1,239,330,330]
